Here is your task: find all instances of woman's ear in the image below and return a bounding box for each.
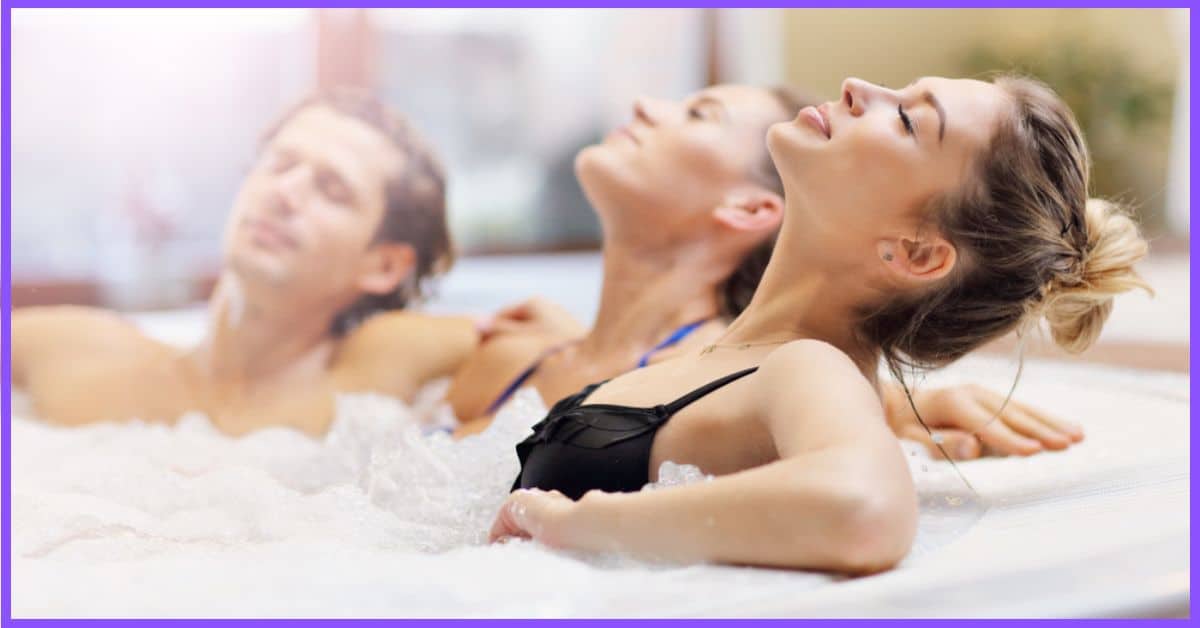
[877,235,957,284]
[712,189,784,236]
[357,242,417,295]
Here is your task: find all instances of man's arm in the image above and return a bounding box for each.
[333,311,480,400]
[13,306,142,388]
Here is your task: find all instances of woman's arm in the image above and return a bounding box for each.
[446,298,585,426]
[490,340,918,573]
[443,331,561,426]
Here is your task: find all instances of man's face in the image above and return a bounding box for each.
[223,105,405,309]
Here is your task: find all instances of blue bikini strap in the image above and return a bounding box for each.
[636,318,712,368]
[484,341,575,416]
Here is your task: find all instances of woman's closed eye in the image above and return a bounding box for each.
[898,104,917,137]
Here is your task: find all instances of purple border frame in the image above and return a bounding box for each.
[1,4,1193,625]
[0,1,1195,6]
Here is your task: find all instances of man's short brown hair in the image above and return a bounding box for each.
[261,88,454,335]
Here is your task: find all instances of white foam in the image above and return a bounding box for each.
[11,354,1190,617]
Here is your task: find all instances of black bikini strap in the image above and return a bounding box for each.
[662,367,759,416]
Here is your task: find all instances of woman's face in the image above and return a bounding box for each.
[576,84,791,236]
[767,76,1010,240]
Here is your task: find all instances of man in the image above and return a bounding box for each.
[13,90,477,436]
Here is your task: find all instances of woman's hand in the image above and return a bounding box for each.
[476,297,586,344]
[489,488,588,549]
[886,383,1084,460]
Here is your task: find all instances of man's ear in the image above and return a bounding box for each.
[711,189,784,236]
[357,242,417,296]
[876,235,957,284]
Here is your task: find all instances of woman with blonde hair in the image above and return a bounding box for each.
[450,82,1081,459]
[490,75,1149,572]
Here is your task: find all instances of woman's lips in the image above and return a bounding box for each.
[798,105,830,139]
[605,125,640,146]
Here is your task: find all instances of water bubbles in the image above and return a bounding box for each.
[643,461,713,491]
[510,501,528,524]
[13,381,549,562]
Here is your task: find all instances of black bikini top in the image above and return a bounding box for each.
[511,367,759,500]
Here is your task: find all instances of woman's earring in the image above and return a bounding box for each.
[882,252,894,262]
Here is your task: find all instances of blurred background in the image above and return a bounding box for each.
[10,9,1190,330]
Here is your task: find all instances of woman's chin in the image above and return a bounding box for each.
[576,151,642,205]
[766,126,807,172]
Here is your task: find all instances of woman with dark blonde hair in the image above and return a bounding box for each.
[449,82,1081,460]
[489,75,1149,573]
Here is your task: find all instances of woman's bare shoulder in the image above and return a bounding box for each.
[753,340,888,452]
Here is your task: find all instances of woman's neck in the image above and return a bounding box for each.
[580,233,730,366]
[719,224,883,376]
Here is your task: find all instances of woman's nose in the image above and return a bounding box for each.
[632,96,667,126]
[840,77,896,116]
[840,77,868,116]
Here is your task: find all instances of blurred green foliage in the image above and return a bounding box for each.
[962,41,1176,233]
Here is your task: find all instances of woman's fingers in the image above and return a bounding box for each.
[480,318,526,341]
[997,405,1071,450]
[495,301,536,323]
[489,493,536,543]
[904,384,1081,458]
[474,314,496,336]
[488,489,571,544]
[973,394,1084,449]
[479,300,544,341]
[898,425,982,460]
[1003,398,1084,443]
[967,401,1044,456]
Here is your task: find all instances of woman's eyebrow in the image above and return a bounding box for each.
[905,78,945,144]
[923,90,946,144]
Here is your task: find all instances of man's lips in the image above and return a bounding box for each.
[246,219,298,250]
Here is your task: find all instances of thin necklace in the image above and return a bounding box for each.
[699,339,791,355]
